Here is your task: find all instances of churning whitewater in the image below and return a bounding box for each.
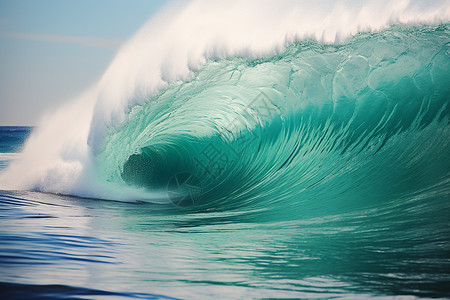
[0,0,449,207]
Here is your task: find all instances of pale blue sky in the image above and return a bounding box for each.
[0,0,166,125]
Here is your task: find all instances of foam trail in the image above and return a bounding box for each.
[0,0,449,201]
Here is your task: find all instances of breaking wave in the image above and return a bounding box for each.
[0,1,449,213]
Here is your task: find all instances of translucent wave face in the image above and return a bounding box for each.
[96,25,450,208]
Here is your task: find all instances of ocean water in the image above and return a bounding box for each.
[1,1,450,299]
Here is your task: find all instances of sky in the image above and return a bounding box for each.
[0,0,166,126]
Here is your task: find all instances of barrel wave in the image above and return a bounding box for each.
[1,1,450,297]
[95,25,450,216]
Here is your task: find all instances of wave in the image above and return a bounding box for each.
[99,25,450,211]
[0,0,449,209]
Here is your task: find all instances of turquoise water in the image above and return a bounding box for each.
[1,24,450,299]
[99,25,449,212]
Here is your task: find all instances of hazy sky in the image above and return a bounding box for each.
[0,0,166,125]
